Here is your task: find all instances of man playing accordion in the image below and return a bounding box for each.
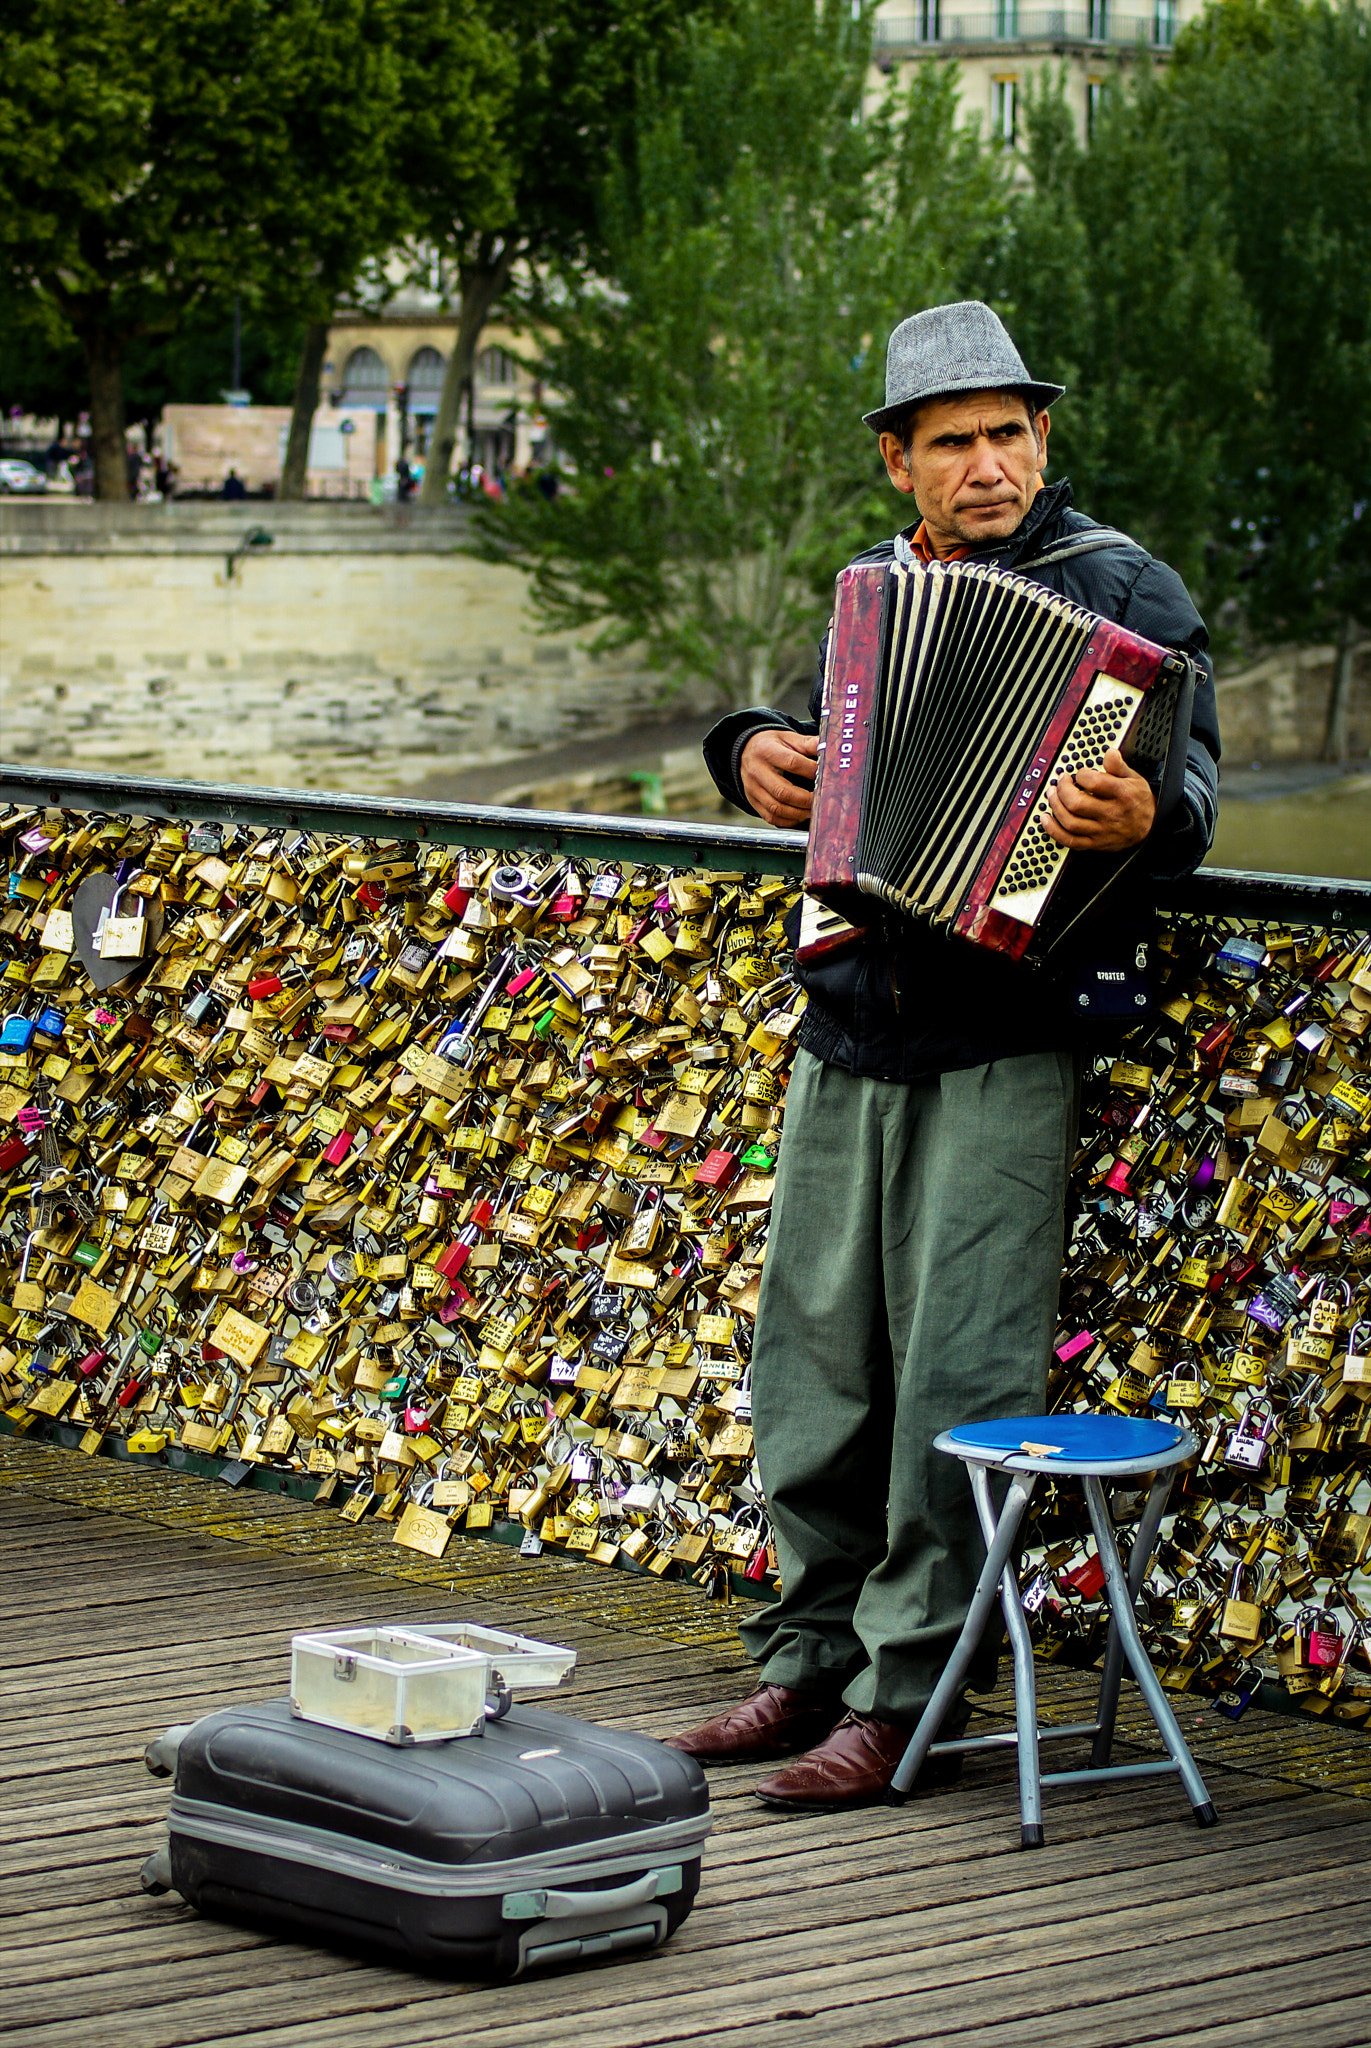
[668,301,1221,1811]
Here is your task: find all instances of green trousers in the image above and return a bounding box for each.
[739,1046,1078,1726]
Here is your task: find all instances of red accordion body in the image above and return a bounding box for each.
[802,559,1188,966]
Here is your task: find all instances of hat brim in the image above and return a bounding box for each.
[862,380,1066,434]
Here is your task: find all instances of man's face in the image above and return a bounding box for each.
[878,391,1050,553]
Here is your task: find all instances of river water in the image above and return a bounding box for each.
[1208,766,1371,882]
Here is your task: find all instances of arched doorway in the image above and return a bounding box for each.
[339,347,388,408]
[406,347,447,459]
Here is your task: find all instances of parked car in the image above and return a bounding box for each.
[0,458,47,494]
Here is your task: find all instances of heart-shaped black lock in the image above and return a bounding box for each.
[71,872,164,991]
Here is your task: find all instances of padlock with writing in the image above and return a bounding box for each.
[1219,1563,1266,1644]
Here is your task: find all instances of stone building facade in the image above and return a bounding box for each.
[870,0,1206,145]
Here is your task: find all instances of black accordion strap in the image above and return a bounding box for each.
[1017,529,1135,569]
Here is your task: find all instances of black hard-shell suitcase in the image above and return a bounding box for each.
[141,1700,711,1979]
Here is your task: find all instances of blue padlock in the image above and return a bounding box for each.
[35,1005,65,1041]
[0,1014,36,1054]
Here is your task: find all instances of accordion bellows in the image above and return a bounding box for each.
[802,559,1193,966]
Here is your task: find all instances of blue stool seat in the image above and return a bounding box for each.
[945,1413,1189,1469]
[891,1410,1217,1847]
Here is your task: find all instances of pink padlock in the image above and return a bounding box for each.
[549,892,578,919]
[438,1284,471,1322]
[403,1405,431,1434]
[323,1129,354,1166]
[508,967,537,996]
[1308,1617,1344,1668]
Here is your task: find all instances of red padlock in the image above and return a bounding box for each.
[435,1239,472,1281]
[117,1376,147,1409]
[1197,1019,1236,1077]
[75,1348,107,1379]
[248,973,283,999]
[323,1129,354,1167]
[443,878,471,916]
[1061,1552,1107,1599]
[693,1147,741,1191]
[0,1131,37,1174]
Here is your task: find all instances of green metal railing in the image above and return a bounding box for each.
[3,763,1370,925]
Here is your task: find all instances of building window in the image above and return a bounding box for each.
[477,347,517,385]
[918,0,940,39]
[340,346,386,392]
[993,76,1017,143]
[407,347,447,395]
[1154,0,1176,43]
[339,346,388,410]
[1088,0,1109,39]
[1087,78,1107,136]
[995,0,1019,36]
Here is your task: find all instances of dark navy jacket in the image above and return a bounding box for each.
[702,480,1221,1082]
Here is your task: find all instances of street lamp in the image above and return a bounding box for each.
[225,525,274,581]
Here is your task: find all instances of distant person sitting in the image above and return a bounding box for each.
[222,467,247,501]
[396,457,416,503]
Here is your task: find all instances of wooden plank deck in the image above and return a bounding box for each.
[3,1436,1371,2048]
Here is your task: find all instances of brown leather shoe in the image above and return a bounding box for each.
[754,1711,963,1812]
[663,1682,847,1763]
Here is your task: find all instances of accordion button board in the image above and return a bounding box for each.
[989,676,1143,925]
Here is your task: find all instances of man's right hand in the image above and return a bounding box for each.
[740,730,819,829]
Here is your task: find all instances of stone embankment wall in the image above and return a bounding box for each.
[0,503,709,793]
[2,503,1364,790]
[1215,637,1371,765]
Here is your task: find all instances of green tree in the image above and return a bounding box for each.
[997,65,1267,610]
[0,0,507,501]
[273,0,513,500]
[471,2,1008,705]
[1169,0,1371,757]
[411,0,741,509]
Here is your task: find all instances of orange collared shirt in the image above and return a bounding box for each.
[906,520,971,564]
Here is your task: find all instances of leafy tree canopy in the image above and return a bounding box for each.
[412,0,741,505]
[0,0,508,496]
[472,0,1010,704]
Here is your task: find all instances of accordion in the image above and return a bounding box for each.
[801,558,1195,966]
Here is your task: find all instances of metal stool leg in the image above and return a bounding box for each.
[1082,1476,1218,1826]
[1090,1469,1174,1770]
[891,1470,1037,1798]
[968,1463,1045,1846]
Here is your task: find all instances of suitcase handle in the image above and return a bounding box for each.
[503,1865,681,1920]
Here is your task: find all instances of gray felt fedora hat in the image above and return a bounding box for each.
[862,301,1065,434]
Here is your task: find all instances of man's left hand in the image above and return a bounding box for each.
[1045,746,1156,852]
